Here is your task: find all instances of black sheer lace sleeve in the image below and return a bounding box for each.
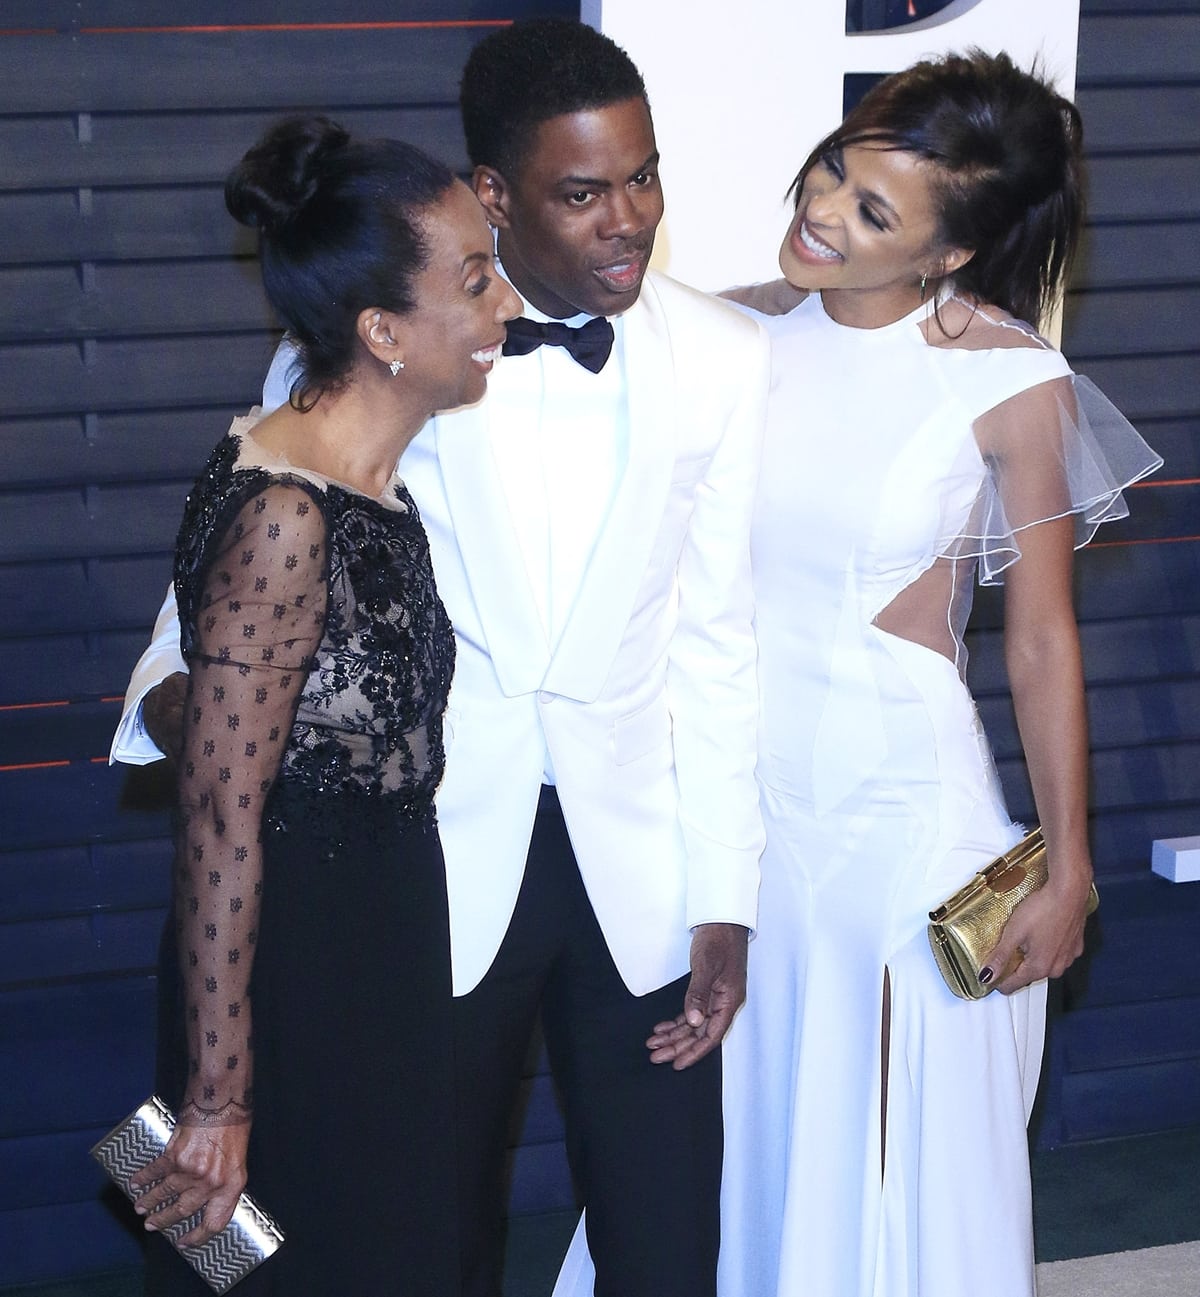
[173,477,330,1123]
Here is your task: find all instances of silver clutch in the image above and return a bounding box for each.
[91,1096,284,1293]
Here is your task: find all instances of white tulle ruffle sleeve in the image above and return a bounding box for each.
[943,373,1163,585]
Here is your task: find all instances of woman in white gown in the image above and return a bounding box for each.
[554,49,1160,1297]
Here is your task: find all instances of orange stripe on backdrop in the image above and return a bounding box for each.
[80,21,511,34]
[0,760,71,772]
[1,699,127,710]
[1131,478,1200,489]
[1,698,124,713]
[1092,535,1200,548]
[0,20,511,35]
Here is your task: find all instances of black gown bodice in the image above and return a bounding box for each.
[175,431,455,818]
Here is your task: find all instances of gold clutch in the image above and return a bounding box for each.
[927,828,1099,1000]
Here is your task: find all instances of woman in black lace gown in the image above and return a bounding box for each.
[128,116,519,1295]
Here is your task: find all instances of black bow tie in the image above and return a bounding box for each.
[502,315,615,374]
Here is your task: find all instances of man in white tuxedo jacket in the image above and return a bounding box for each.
[111,20,767,1297]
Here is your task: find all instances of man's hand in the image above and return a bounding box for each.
[646,922,748,1071]
[143,671,189,764]
[718,279,807,315]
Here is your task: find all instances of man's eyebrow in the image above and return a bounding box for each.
[558,174,611,190]
[462,251,491,268]
[557,151,660,189]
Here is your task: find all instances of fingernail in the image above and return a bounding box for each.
[979,967,994,985]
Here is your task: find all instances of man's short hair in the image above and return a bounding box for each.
[460,18,648,179]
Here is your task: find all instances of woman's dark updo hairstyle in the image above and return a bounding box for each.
[225,115,456,404]
[790,49,1084,328]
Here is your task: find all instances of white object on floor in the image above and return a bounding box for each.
[1151,836,1200,883]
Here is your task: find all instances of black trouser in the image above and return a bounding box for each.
[453,786,723,1297]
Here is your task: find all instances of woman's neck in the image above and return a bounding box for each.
[254,370,427,498]
[819,284,926,330]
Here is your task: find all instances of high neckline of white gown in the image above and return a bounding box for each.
[813,292,938,337]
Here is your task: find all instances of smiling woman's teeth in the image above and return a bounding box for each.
[800,223,841,260]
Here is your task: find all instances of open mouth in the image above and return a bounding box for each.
[471,341,504,367]
[795,220,842,262]
[594,255,647,292]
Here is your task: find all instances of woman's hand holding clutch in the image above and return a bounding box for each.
[979,863,1094,995]
[129,1115,251,1246]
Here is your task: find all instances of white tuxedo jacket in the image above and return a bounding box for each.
[112,270,768,997]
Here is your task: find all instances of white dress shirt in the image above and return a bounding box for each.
[488,298,628,780]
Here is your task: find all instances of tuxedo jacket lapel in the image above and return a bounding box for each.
[543,285,675,702]
[434,282,675,704]
[433,393,550,698]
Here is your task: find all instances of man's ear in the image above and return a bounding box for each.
[473,165,512,229]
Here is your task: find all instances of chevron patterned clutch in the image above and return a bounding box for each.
[91,1096,284,1292]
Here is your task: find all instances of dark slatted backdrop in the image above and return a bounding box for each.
[972,0,1200,1149]
[0,3,576,1285]
[0,0,1196,1286]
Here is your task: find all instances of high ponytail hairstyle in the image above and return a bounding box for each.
[225,115,457,404]
[788,50,1085,329]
